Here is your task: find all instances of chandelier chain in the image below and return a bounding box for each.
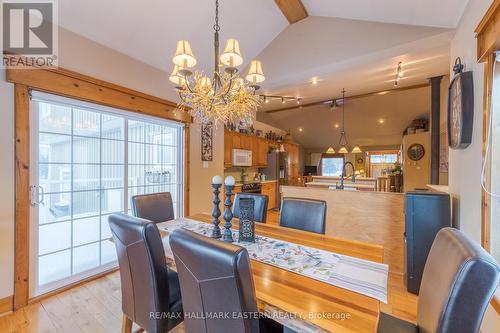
[171,0,263,126]
[214,0,220,32]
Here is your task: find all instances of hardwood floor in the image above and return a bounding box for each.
[0,210,417,332]
[0,272,186,333]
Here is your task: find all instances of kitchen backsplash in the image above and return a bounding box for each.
[224,167,261,183]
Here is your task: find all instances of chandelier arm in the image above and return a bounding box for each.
[182,74,195,94]
[224,76,235,96]
[177,90,190,104]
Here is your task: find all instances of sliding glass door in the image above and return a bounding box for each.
[29,91,184,296]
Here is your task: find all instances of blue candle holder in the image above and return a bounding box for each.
[222,184,234,242]
[211,183,222,239]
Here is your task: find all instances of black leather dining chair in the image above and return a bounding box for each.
[233,193,269,223]
[279,197,327,234]
[169,228,283,333]
[131,192,175,223]
[378,227,500,333]
[108,213,183,333]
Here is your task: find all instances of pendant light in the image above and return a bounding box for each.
[351,146,362,154]
[338,89,349,154]
[326,147,336,154]
[326,89,362,154]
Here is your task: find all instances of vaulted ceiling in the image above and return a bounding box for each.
[56,0,469,148]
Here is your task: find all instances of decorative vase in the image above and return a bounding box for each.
[238,198,255,243]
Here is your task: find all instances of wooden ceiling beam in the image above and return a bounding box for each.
[264,83,431,114]
[274,0,308,24]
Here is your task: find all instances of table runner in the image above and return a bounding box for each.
[159,218,388,303]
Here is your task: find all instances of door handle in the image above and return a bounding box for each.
[30,185,38,207]
[38,185,45,206]
[30,185,45,206]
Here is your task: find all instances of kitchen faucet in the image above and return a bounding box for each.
[337,161,356,190]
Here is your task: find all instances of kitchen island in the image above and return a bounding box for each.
[281,185,404,275]
[305,175,377,191]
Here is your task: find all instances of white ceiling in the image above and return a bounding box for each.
[302,0,469,28]
[58,0,288,100]
[55,0,467,148]
[258,86,431,148]
[256,16,452,110]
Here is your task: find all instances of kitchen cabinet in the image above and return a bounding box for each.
[224,131,233,167]
[224,130,272,168]
[284,143,299,185]
[255,138,269,167]
[261,182,277,210]
[241,135,253,150]
[232,133,242,149]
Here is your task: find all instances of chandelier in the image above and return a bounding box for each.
[169,0,265,125]
[326,89,362,154]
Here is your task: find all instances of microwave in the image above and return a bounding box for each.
[232,149,252,166]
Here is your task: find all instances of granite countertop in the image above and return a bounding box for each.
[234,179,278,186]
[311,176,377,181]
[305,181,376,189]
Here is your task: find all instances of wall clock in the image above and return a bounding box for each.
[448,58,474,149]
[407,144,425,161]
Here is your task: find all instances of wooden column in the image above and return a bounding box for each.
[14,84,30,310]
[429,76,443,184]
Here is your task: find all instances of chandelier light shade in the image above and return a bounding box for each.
[326,147,336,154]
[200,76,212,90]
[220,38,243,67]
[169,0,264,125]
[246,60,266,85]
[338,146,349,154]
[351,145,362,154]
[173,40,197,68]
[169,65,186,86]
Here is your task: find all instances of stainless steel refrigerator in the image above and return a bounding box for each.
[262,151,288,209]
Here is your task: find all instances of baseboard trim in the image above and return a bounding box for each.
[0,295,14,316]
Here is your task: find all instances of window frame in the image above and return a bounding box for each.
[29,91,185,297]
[319,153,345,176]
[366,150,401,178]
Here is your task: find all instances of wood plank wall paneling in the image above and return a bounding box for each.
[476,2,500,315]
[274,0,308,24]
[475,0,500,62]
[184,124,190,216]
[481,54,494,252]
[14,84,31,310]
[6,67,191,124]
[281,186,405,274]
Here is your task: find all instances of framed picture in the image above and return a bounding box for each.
[447,70,474,149]
[201,122,213,161]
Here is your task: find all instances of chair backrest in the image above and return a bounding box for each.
[169,228,260,333]
[108,213,173,333]
[279,197,327,234]
[131,192,175,223]
[232,193,269,223]
[417,227,500,333]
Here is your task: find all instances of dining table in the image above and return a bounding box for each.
[158,213,385,333]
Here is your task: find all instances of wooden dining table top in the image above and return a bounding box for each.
[159,213,384,333]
